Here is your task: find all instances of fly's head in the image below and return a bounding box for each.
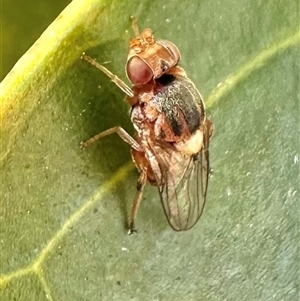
[126,28,181,86]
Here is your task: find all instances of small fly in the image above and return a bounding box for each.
[81,22,213,234]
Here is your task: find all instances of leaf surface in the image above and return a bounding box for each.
[0,1,299,300]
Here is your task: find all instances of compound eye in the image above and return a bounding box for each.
[157,40,181,64]
[126,56,153,85]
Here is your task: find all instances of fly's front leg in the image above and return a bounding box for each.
[81,53,134,97]
[80,126,143,152]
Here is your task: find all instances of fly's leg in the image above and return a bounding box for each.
[81,53,134,97]
[82,127,147,234]
[128,169,147,234]
[80,126,143,152]
[128,148,156,234]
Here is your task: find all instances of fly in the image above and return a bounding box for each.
[81,23,213,234]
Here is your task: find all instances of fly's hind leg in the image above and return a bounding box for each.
[128,170,147,234]
[127,148,156,234]
[81,126,147,234]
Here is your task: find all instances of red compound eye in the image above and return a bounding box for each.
[126,56,154,85]
[157,40,181,65]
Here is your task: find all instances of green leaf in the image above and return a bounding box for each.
[1,0,299,300]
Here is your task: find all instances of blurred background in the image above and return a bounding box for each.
[1,0,71,81]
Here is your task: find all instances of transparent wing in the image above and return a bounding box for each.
[152,120,212,231]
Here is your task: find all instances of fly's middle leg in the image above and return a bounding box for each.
[80,126,143,152]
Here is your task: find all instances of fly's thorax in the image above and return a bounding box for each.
[126,82,154,106]
[130,73,206,146]
[130,103,155,140]
[152,74,205,141]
